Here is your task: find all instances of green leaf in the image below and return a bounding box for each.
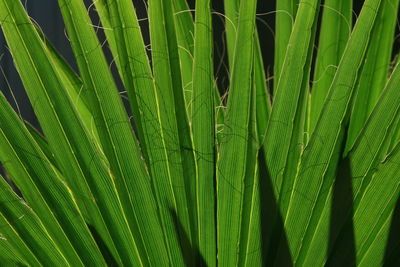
[346,0,399,151]
[274,0,299,92]
[276,8,319,221]
[282,0,382,262]
[23,122,58,168]
[41,36,101,145]
[216,0,257,264]
[0,93,103,266]
[352,143,400,265]
[1,0,399,265]
[223,0,240,69]
[171,0,196,111]
[357,213,393,267]
[57,0,173,265]
[263,0,320,206]
[163,1,199,256]
[264,1,321,263]
[254,35,271,142]
[299,50,400,267]
[0,0,149,264]
[148,0,196,263]
[239,61,262,267]
[191,0,216,265]
[223,0,271,142]
[310,0,352,133]
[0,175,67,266]
[349,62,400,206]
[0,231,33,267]
[0,177,42,266]
[389,116,400,151]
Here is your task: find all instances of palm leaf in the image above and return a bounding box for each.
[283,0,382,263]
[216,0,257,265]
[0,0,399,265]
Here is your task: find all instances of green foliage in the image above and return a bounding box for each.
[0,0,399,266]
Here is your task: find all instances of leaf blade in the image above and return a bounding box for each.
[216,0,257,264]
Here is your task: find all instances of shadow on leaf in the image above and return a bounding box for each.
[170,208,207,266]
[258,150,293,266]
[383,195,400,266]
[326,157,356,266]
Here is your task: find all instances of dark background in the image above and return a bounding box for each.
[0,0,392,126]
